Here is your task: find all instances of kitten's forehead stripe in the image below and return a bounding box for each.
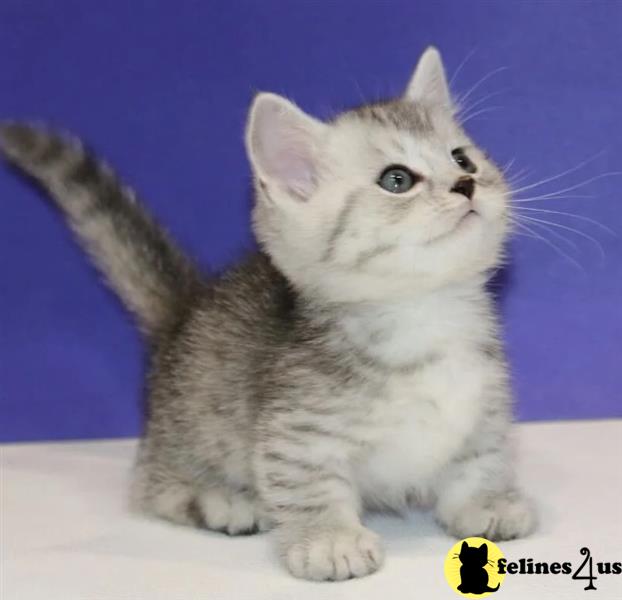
[350,100,435,135]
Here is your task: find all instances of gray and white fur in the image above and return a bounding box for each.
[1,48,536,581]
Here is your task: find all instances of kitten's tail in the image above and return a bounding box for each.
[0,123,203,337]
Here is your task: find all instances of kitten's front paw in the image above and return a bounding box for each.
[441,490,536,541]
[284,527,384,581]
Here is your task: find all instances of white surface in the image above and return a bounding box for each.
[2,420,621,600]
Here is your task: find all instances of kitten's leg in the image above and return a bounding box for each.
[256,449,384,581]
[132,469,271,534]
[131,444,271,535]
[130,460,201,527]
[433,443,536,541]
[196,486,272,535]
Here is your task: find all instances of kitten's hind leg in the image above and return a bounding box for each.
[196,486,272,535]
[131,465,271,535]
[130,465,202,528]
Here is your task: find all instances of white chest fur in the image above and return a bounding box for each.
[340,289,498,507]
[354,350,493,507]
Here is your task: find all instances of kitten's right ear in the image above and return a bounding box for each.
[246,93,326,200]
[405,46,452,110]
[461,541,469,551]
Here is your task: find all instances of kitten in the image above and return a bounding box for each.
[0,47,536,581]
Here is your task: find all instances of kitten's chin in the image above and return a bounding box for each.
[426,209,481,246]
[451,209,480,237]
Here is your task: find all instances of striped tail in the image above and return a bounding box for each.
[0,123,203,337]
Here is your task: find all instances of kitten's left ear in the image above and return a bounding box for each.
[404,46,452,109]
[246,92,326,200]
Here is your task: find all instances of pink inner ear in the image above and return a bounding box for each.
[251,97,318,198]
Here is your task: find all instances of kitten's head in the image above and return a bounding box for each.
[246,47,509,303]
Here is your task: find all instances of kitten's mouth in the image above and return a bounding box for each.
[428,209,479,244]
[457,208,479,229]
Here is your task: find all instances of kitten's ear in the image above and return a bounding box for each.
[479,544,489,557]
[404,46,452,109]
[246,92,326,200]
[461,541,469,551]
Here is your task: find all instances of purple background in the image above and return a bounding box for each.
[1,1,621,442]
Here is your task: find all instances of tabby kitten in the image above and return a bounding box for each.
[1,47,535,581]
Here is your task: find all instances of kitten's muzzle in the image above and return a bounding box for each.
[450,176,475,201]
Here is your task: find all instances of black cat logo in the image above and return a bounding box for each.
[456,540,500,594]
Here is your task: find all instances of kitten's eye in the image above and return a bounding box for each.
[451,148,477,174]
[377,165,419,194]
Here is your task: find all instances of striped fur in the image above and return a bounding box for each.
[0,47,535,581]
[0,123,202,336]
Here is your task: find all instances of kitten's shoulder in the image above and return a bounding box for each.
[211,252,296,322]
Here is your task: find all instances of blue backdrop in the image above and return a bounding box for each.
[1,1,621,442]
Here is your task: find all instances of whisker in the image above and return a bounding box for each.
[506,167,532,187]
[509,152,608,195]
[511,227,542,241]
[457,88,509,119]
[501,157,516,174]
[510,220,584,270]
[512,216,578,250]
[455,66,508,110]
[512,206,616,234]
[501,158,530,186]
[460,105,502,125]
[510,193,594,201]
[449,47,478,87]
[516,214,605,258]
[511,171,622,200]
[349,76,368,104]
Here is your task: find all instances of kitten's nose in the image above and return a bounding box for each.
[451,176,475,200]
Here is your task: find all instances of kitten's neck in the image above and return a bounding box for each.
[299,280,496,368]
